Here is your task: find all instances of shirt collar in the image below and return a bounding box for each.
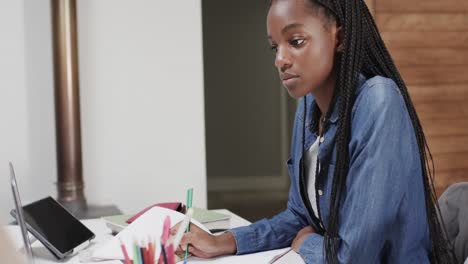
[305,73,367,128]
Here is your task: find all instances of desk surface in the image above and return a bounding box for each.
[4,209,253,264]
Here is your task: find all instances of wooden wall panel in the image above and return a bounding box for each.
[435,170,468,196]
[399,67,468,85]
[376,0,468,13]
[382,32,468,49]
[432,153,468,171]
[392,48,468,66]
[408,84,468,102]
[414,102,468,119]
[420,119,468,137]
[376,0,468,195]
[427,136,468,154]
[378,14,468,32]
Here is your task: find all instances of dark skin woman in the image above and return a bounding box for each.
[171,0,456,263]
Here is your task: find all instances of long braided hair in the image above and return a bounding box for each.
[270,0,455,263]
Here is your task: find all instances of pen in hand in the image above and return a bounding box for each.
[172,208,194,250]
[184,188,193,264]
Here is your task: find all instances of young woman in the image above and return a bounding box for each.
[172,0,455,263]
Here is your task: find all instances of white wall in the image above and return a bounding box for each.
[0,0,207,223]
[78,0,207,213]
[0,0,58,224]
[0,0,30,223]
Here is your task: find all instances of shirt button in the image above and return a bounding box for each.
[319,137,324,143]
[318,189,323,196]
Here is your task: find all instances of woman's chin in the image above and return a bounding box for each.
[285,85,307,99]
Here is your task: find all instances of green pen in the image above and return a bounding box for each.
[184,188,193,264]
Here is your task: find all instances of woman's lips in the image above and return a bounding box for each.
[282,76,299,88]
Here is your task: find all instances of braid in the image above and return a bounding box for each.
[313,0,456,263]
[323,0,364,262]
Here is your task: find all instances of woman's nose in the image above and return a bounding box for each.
[275,47,292,72]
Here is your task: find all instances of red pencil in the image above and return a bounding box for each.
[145,245,150,264]
[119,238,132,264]
[142,242,149,264]
[166,244,175,264]
[162,216,171,244]
[148,240,154,264]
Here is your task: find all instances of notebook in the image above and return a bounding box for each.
[192,208,231,223]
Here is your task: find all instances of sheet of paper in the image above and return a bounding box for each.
[92,206,208,261]
[79,261,122,264]
[181,248,291,264]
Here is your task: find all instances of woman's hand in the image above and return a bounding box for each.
[170,223,237,258]
[291,226,315,252]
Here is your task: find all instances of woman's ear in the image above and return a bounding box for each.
[335,26,344,53]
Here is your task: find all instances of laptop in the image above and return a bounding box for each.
[9,162,34,264]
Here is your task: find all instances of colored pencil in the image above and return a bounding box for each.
[161,244,168,264]
[133,242,140,264]
[119,238,132,264]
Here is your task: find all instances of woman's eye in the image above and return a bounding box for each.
[270,45,278,53]
[290,39,305,47]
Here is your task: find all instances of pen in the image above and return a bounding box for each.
[184,188,193,264]
[186,188,193,212]
[172,208,194,250]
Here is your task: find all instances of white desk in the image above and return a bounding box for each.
[5,210,298,264]
[4,209,255,264]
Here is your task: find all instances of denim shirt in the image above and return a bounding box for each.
[229,75,432,263]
